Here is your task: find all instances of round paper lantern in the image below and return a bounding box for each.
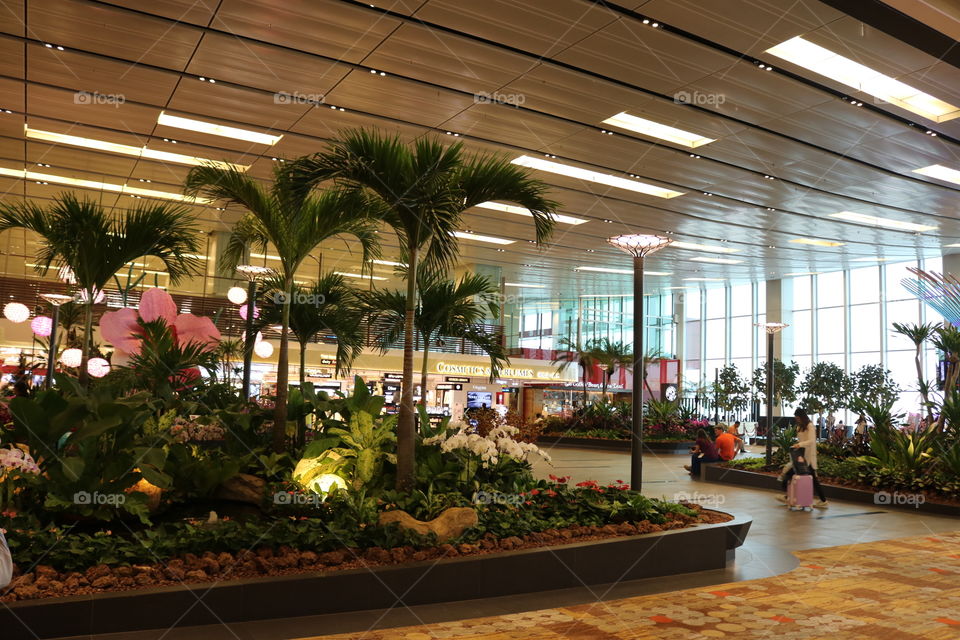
[253,340,274,358]
[60,348,82,368]
[87,357,111,378]
[238,304,260,321]
[31,315,53,337]
[309,473,347,496]
[3,302,29,323]
[227,286,247,305]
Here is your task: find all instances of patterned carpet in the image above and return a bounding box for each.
[299,532,960,639]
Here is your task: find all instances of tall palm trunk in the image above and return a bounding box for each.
[396,243,418,491]
[78,302,94,386]
[298,338,308,449]
[420,331,432,407]
[272,279,293,453]
[913,342,932,422]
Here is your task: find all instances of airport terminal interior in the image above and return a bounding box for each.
[1,0,960,638]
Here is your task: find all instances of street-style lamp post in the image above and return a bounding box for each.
[756,322,789,465]
[607,234,672,493]
[39,293,74,390]
[236,265,272,399]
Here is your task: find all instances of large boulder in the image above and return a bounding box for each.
[378,507,478,542]
[215,473,265,505]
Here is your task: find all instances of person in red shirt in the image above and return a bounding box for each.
[714,425,741,461]
[684,429,719,476]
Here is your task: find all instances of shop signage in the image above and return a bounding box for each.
[436,383,462,391]
[445,376,470,383]
[383,373,404,381]
[320,358,336,365]
[435,361,564,381]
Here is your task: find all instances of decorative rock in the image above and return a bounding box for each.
[318,550,347,566]
[215,473,265,505]
[91,575,117,589]
[378,506,478,542]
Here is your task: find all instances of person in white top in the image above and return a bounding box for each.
[0,529,12,588]
[776,408,828,509]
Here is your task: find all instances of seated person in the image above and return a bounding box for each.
[714,425,741,461]
[684,429,720,476]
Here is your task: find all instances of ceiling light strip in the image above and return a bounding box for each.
[0,167,210,203]
[511,156,684,198]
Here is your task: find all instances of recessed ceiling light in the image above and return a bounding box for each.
[828,211,935,232]
[790,238,845,247]
[475,201,587,225]
[505,282,545,288]
[35,162,50,167]
[25,128,247,171]
[369,259,405,267]
[334,272,387,281]
[690,256,742,265]
[512,156,684,198]
[913,164,960,185]
[602,112,715,147]
[250,252,282,261]
[683,277,725,281]
[765,36,960,122]
[452,231,514,245]
[0,166,210,203]
[575,266,671,275]
[157,112,282,145]
[669,241,740,254]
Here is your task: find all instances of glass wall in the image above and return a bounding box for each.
[677,257,941,418]
[504,293,675,356]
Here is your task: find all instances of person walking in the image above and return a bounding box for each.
[777,408,828,509]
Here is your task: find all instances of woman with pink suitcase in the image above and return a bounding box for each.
[776,409,829,510]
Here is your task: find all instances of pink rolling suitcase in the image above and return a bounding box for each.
[787,474,814,511]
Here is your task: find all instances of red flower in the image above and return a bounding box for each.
[545,489,557,497]
[530,489,540,496]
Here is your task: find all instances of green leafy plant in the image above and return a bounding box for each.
[712,364,750,416]
[850,364,900,408]
[892,321,938,420]
[752,359,800,411]
[799,361,853,421]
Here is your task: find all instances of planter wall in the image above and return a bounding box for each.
[539,435,694,454]
[702,464,960,517]
[2,514,751,640]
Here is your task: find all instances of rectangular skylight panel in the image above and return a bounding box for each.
[511,156,684,198]
[602,112,715,148]
[765,36,960,122]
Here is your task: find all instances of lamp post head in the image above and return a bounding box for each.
[756,322,789,334]
[40,293,74,307]
[236,264,273,281]
[606,234,672,258]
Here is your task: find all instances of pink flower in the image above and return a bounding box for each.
[139,287,178,324]
[99,288,221,355]
[99,307,142,354]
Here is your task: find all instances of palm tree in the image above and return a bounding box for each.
[362,269,507,403]
[552,337,602,407]
[288,129,558,490]
[258,273,365,385]
[593,338,632,399]
[892,321,937,421]
[183,164,380,453]
[0,193,202,384]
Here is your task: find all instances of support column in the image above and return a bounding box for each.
[765,279,793,364]
[208,231,237,297]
